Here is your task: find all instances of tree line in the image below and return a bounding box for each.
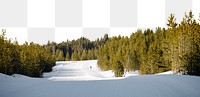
[0,11,199,77]
[0,30,108,77]
[98,11,200,77]
[43,34,108,61]
[0,31,56,77]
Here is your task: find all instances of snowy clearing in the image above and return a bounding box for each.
[43,60,115,81]
[0,60,200,97]
[43,60,137,81]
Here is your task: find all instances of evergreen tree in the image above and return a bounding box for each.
[65,53,70,61]
[81,49,87,60]
[55,50,64,61]
[72,51,78,61]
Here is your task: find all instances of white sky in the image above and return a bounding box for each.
[55,27,83,43]
[137,0,166,28]
[1,0,200,45]
[1,27,28,44]
[82,0,110,28]
[27,0,55,28]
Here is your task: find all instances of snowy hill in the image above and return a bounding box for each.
[0,60,200,97]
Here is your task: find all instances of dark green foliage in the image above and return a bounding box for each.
[1,33,107,77]
[43,34,109,61]
[98,11,200,76]
[186,51,200,75]
[55,50,64,61]
[65,52,70,61]
[113,60,124,77]
[0,30,56,77]
[72,51,79,61]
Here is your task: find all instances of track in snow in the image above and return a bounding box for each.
[43,60,116,81]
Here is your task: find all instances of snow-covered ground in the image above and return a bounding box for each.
[156,71,173,75]
[43,60,138,81]
[43,60,116,81]
[1,60,200,97]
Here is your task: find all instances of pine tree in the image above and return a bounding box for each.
[81,49,87,60]
[65,52,70,61]
[55,50,64,61]
[0,30,56,77]
[72,51,78,61]
[87,50,93,59]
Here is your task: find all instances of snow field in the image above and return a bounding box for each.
[43,60,117,81]
[0,60,200,97]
